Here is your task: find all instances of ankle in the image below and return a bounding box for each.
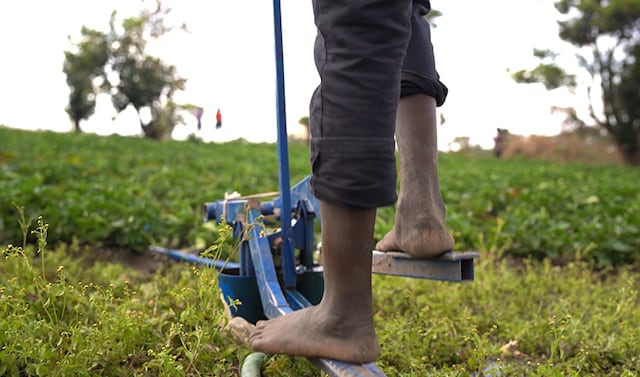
[396,196,446,221]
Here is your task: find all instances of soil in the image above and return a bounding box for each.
[89,246,170,276]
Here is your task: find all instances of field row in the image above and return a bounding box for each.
[1,127,639,266]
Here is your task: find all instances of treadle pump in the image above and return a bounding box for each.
[151,1,479,376]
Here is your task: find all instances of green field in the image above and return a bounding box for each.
[1,127,639,376]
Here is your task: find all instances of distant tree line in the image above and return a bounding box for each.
[512,0,640,166]
[63,0,197,140]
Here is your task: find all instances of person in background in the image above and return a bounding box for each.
[494,128,507,158]
[216,109,222,129]
[195,107,204,130]
[250,0,453,364]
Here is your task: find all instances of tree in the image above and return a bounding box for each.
[63,0,190,140]
[297,116,310,144]
[424,9,443,27]
[63,27,109,132]
[511,0,640,166]
[106,1,188,140]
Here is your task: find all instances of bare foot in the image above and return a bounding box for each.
[249,304,379,364]
[375,164,455,258]
[375,209,454,258]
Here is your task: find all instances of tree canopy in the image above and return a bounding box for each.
[512,0,640,166]
[63,0,191,140]
[62,27,109,133]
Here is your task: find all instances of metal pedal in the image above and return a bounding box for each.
[372,251,479,282]
[311,359,387,377]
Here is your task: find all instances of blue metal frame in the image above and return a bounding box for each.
[272,0,297,290]
[148,245,240,270]
[151,1,478,375]
[245,203,293,318]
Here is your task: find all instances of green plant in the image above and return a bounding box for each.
[12,203,34,250]
[475,217,511,262]
[2,127,640,375]
[2,127,640,266]
[0,217,246,376]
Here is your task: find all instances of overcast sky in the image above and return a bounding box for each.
[0,0,584,150]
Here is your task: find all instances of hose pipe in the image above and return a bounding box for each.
[240,352,268,377]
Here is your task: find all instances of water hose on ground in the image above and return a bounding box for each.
[240,352,268,377]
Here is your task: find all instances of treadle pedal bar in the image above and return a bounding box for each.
[372,251,480,282]
[311,359,387,377]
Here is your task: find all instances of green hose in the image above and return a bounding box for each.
[240,352,268,377]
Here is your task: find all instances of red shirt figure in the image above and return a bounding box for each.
[216,109,222,129]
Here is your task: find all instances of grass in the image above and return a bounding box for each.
[374,257,640,376]
[2,226,638,376]
[1,127,639,375]
[1,217,249,376]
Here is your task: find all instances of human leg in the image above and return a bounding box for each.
[376,1,454,258]
[375,94,454,257]
[249,201,379,363]
[249,0,412,363]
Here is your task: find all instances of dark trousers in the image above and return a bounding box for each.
[310,0,447,209]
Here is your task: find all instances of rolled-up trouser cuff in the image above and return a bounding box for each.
[401,71,448,106]
[311,137,398,209]
[309,0,410,209]
[400,0,448,106]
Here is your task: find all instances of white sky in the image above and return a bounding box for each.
[0,0,585,150]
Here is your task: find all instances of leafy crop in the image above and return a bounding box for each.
[439,157,640,266]
[0,128,307,252]
[2,127,639,266]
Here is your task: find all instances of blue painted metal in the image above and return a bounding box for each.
[292,199,316,269]
[203,200,246,225]
[274,176,322,224]
[283,289,313,311]
[272,0,297,290]
[148,246,240,270]
[238,231,255,277]
[245,203,293,319]
[203,177,320,227]
[218,270,267,324]
[204,199,276,225]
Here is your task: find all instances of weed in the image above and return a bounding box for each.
[11,203,33,250]
[0,217,247,376]
[475,216,512,262]
[371,251,640,376]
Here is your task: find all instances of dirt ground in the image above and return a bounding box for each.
[91,246,170,276]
